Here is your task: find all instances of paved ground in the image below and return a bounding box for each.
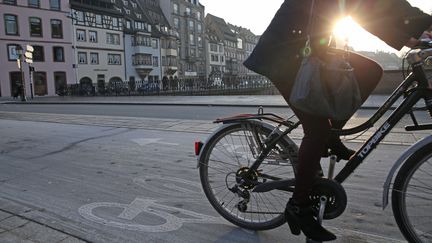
[0,94,407,109]
[0,94,430,242]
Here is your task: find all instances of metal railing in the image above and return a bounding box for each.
[59,75,278,97]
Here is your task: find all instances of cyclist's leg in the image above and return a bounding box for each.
[290,107,331,204]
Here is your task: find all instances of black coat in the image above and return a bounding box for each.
[244,0,432,86]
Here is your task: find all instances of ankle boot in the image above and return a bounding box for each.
[285,199,336,241]
[323,136,355,161]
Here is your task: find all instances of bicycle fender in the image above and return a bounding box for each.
[382,135,432,209]
[196,121,297,168]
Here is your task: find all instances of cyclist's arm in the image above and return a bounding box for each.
[348,0,432,50]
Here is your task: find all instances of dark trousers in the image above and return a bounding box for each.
[277,51,383,204]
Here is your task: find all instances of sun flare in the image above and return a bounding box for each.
[332,16,390,52]
[333,17,362,42]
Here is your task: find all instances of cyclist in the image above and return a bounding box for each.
[244,0,432,241]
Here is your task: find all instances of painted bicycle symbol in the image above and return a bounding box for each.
[78,175,226,233]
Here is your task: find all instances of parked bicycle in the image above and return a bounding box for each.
[196,43,432,242]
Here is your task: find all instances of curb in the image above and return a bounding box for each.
[1,101,384,110]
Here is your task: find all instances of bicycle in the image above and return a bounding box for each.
[195,43,432,243]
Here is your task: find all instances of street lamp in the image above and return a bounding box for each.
[15,45,27,101]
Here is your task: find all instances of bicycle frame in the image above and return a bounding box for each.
[334,63,432,183]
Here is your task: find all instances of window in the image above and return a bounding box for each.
[7,44,20,61]
[3,0,16,5]
[210,44,218,52]
[96,15,102,25]
[152,56,158,67]
[76,11,84,22]
[190,48,196,57]
[107,33,120,45]
[132,54,151,65]
[186,7,191,16]
[108,54,121,65]
[112,17,118,27]
[4,14,18,35]
[28,0,39,8]
[196,12,201,20]
[198,36,202,47]
[173,18,179,29]
[197,23,202,33]
[189,34,195,45]
[51,19,63,38]
[133,35,151,46]
[33,46,44,62]
[173,3,178,14]
[189,20,194,31]
[76,29,85,41]
[34,72,47,96]
[10,72,22,96]
[53,46,64,62]
[29,17,42,37]
[50,0,60,10]
[54,72,67,94]
[151,39,158,49]
[78,52,87,64]
[89,31,97,42]
[90,53,99,64]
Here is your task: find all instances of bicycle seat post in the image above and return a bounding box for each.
[328,155,337,179]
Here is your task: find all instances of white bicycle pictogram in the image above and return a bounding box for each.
[78,176,226,233]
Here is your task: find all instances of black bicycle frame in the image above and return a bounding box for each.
[335,63,432,183]
[248,63,432,185]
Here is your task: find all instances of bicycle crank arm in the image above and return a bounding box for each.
[252,179,295,193]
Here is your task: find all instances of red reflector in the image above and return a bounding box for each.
[195,141,203,156]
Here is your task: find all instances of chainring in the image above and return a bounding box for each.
[309,178,347,220]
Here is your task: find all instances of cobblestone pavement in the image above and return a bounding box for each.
[0,209,86,243]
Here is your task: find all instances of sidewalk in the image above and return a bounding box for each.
[0,94,403,109]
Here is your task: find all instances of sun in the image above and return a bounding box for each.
[332,16,376,51]
[333,17,363,42]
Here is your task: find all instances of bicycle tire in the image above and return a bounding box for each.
[199,121,298,230]
[392,142,432,243]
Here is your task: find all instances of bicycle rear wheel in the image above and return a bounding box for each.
[392,143,432,243]
[199,121,298,230]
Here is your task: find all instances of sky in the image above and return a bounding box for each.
[199,0,432,54]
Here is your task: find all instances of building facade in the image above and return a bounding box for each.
[0,0,260,97]
[160,0,205,79]
[116,0,160,91]
[205,31,225,85]
[228,24,258,76]
[205,14,238,81]
[0,0,73,97]
[70,0,125,94]
[138,0,179,90]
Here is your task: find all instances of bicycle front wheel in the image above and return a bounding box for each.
[199,121,298,230]
[392,143,432,243]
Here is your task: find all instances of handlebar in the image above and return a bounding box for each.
[406,40,432,65]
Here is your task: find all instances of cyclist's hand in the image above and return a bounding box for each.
[420,30,432,40]
[406,31,432,48]
[406,37,420,48]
